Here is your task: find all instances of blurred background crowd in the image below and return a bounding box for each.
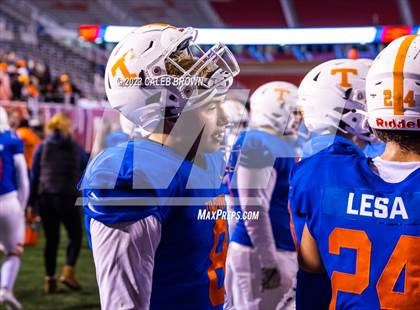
[0,51,82,104]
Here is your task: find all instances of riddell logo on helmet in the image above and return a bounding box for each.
[376,118,420,129]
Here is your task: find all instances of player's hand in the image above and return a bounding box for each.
[260,267,281,292]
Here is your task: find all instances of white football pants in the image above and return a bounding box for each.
[226,242,298,310]
[0,191,24,255]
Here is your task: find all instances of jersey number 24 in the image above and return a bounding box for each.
[328,228,420,310]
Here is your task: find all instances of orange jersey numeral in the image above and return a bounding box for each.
[328,229,420,309]
[377,235,420,309]
[207,215,228,306]
[329,228,371,310]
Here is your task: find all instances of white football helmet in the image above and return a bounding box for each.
[366,35,420,131]
[356,58,373,68]
[0,106,10,132]
[250,81,301,137]
[298,58,375,142]
[105,24,240,134]
[221,99,249,125]
[119,114,144,138]
[220,99,249,161]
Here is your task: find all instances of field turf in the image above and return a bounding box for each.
[1,228,100,310]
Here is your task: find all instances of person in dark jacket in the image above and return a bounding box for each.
[30,113,88,293]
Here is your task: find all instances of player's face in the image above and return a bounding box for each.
[185,99,228,154]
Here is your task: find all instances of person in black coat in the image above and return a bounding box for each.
[30,113,88,293]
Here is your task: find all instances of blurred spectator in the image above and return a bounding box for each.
[0,62,11,100]
[10,71,23,101]
[8,109,23,130]
[16,119,41,171]
[18,75,40,101]
[57,74,72,105]
[0,52,82,103]
[30,113,88,293]
[16,59,28,76]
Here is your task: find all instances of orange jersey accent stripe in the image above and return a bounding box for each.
[392,35,418,115]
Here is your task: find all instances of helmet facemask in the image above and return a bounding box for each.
[164,39,239,105]
[106,25,240,137]
[140,29,239,134]
[334,86,377,142]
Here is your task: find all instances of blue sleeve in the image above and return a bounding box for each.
[288,158,324,242]
[29,143,43,205]
[290,160,332,310]
[288,163,308,246]
[238,135,274,169]
[296,269,332,310]
[12,137,24,155]
[80,146,172,225]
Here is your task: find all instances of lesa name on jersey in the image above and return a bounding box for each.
[346,192,408,220]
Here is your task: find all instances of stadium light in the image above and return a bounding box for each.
[102,26,377,45]
[82,25,419,45]
[195,27,376,45]
[103,26,134,43]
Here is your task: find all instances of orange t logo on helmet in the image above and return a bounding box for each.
[331,68,358,88]
[111,49,137,79]
[274,88,290,102]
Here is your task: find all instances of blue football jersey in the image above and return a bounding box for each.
[301,133,337,158]
[0,130,24,195]
[289,143,420,309]
[230,129,297,251]
[291,135,366,247]
[364,142,386,158]
[80,139,229,310]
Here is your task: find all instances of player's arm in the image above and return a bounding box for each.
[237,164,280,290]
[289,165,332,310]
[89,215,161,310]
[13,153,29,207]
[82,157,166,309]
[290,203,332,310]
[295,225,332,310]
[299,224,324,273]
[12,138,29,207]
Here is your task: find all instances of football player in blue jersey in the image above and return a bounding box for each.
[220,99,249,163]
[225,81,302,310]
[0,106,29,310]
[220,99,249,235]
[289,35,420,309]
[292,58,378,309]
[79,24,239,309]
